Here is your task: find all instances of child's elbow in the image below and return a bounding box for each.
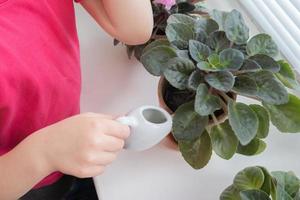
[128,30,152,45]
[118,22,153,45]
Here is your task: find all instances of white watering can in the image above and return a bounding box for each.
[93,105,173,199]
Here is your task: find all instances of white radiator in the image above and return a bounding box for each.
[238,0,300,73]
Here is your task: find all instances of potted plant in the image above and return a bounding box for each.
[138,8,300,169]
[220,166,300,200]
[113,0,207,60]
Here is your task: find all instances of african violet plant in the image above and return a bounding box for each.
[139,9,300,169]
[220,166,300,200]
[113,0,207,60]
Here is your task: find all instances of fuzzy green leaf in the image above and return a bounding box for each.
[224,9,250,44]
[240,59,262,72]
[259,166,276,198]
[276,60,300,91]
[210,9,229,30]
[253,70,289,105]
[249,105,270,139]
[167,13,196,26]
[272,171,300,199]
[166,22,195,49]
[233,75,258,96]
[205,71,235,92]
[220,185,241,200]
[219,48,245,71]
[237,138,266,156]
[140,45,178,76]
[240,190,271,200]
[164,57,196,90]
[195,18,219,35]
[250,54,280,73]
[233,167,265,190]
[172,101,209,141]
[263,94,300,133]
[187,70,205,91]
[189,40,211,62]
[246,33,279,58]
[208,31,231,53]
[210,120,238,160]
[197,61,220,72]
[142,39,171,55]
[208,53,221,67]
[178,131,212,169]
[228,101,259,145]
[194,84,222,116]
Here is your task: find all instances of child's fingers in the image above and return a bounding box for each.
[101,119,130,139]
[98,134,125,152]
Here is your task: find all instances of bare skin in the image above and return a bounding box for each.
[0,0,153,199]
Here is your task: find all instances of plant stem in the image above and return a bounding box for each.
[229,41,234,48]
[219,92,233,103]
[219,98,228,112]
[211,113,219,124]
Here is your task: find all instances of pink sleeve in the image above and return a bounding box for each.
[74,0,83,3]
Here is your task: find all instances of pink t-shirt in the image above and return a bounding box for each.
[0,0,82,188]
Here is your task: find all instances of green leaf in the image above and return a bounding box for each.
[197,61,220,72]
[188,70,204,91]
[178,131,212,169]
[247,33,279,58]
[167,13,196,26]
[142,39,171,55]
[250,54,280,73]
[228,101,259,145]
[189,40,211,62]
[205,71,235,92]
[172,101,209,141]
[253,70,289,105]
[240,59,262,72]
[164,57,196,90]
[276,60,300,91]
[263,94,300,133]
[195,28,208,43]
[219,48,245,71]
[176,50,190,59]
[210,9,229,30]
[194,84,222,116]
[210,120,238,160]
[208,31,231,53]
[220,185,241,200]
[233,75,258,96]
[140,45,178,76]
[237,138,266,156]
[166,22,195,49]
[249,105,270,139]
[272,171,300,198]
[258,166,277,198]
[275,187,294,200]
[233,167,265,190]
[208,53,221,67]
[294,191,300,200]
[240,190,271,200]
[195,18,219,35]
[224,9,250,44]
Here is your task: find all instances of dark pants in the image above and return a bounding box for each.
[20,176,99,200]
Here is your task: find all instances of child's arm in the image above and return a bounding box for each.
[80,0,154,45]
[0,113,129,199]
[0,134,52,199]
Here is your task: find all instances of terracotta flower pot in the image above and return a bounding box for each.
[157,76,237,149]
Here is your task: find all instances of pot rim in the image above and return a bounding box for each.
[157,76,237,126]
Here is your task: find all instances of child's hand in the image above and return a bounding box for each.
[35,113,130,178]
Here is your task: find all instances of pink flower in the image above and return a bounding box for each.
[154,0,176,10]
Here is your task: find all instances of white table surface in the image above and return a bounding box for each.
[75,1,300,199]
